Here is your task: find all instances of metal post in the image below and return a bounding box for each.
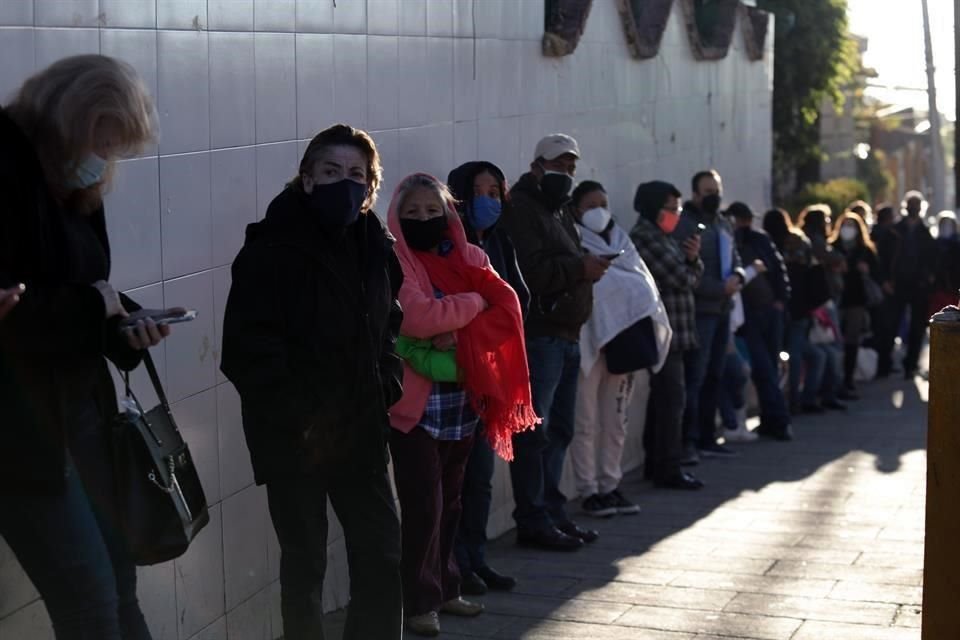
[921,0,946,213]
[922,302,960,639]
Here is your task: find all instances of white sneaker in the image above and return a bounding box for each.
[724,409,758,443]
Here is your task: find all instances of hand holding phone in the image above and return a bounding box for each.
[120,308,198,330]
[598,249,625,261]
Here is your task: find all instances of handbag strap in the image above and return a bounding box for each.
[120,349,172,416]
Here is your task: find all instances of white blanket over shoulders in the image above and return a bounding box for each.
[579,222,673,375]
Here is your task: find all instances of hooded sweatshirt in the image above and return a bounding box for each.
[386,174,494,432]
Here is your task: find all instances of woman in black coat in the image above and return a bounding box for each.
[219,124,404,640]
[829,210,880,392]
[446,161,529,596]
[0,55,168,640]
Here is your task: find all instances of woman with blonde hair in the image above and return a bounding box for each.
[0,55,169,639]
[829,209,880,393]
[386,173,537,637]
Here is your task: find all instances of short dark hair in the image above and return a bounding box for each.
[726,201,753,219]
[691,169,720,194]
[876,205,895,224]
[572,180,605,207]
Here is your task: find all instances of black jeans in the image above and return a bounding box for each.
[879,291,930,373]
[265,465,402,640]
[0,397,151,640]
[455,431,495,574]
[643,349,686,482]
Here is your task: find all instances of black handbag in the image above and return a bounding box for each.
[111,351,209,566]
[605,315,659,374]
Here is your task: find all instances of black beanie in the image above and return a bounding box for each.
[634,181,681,223]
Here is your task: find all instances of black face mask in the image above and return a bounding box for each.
[906,206,921,218]
[539,169,574,207]
[308,179,367,227]
[401,215,449,252]
[701,193,722,215]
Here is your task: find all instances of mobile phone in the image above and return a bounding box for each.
[120,308,198,329]
[694,223,707,235]
[599,250,625,260]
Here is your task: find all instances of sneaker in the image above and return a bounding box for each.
[440,597,484,617]
[406,611,440,637]
[697,442,740,458]
[603,489,641,515]
[724,427,758,443]
[581,493,618,518]
[679,442,700,466]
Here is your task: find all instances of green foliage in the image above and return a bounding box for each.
[856,149,895,203]
[757,0,859,195]
[788,178,870,217]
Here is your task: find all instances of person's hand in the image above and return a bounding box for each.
[752,259,768,274]
[432,332,457,351]
[92,280,127,319]
[0,284,24,321]
[583,255,611,282]
[682,235,701,261]
[723,274,742,296]
[857,261,869,274]
[122,317,171,350]
[882,281,894,296]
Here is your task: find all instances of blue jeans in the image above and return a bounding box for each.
[509,336,579,534]
[683,313,730,448]
[743,307,790,429]
[718,350,748,430]
[786,317,811,408]
[455,432,495,573]
[801,343,842,405]
[0,399,150,640]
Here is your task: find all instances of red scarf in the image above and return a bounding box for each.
[417,247,539,460]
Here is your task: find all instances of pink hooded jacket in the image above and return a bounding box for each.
[386,173,493,432]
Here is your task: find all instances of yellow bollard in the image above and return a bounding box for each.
[922,301,960,640]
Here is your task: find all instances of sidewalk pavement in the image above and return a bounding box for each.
[329,371,928,639]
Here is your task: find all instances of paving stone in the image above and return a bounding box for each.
[894,605,923,628]
[615,604,802,640]
[767,560,923,586]
[562,581,737,611]
[476,592,632,625]
[710,543,861,565]
[492,618,697,639]
[669,570,837,598]
[791,620,920,640]
[723,592,897,626]
[828,581,924,606]
[855,552,924,570]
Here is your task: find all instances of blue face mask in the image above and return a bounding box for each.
[468,195,502,231]
[68,153,108,189]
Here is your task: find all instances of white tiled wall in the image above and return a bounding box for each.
[0,1,773,637]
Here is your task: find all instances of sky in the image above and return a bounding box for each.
[847,0,955,120]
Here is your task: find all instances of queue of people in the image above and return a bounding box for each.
[1,54,952,640]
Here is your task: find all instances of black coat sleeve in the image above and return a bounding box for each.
[379,250,405,409]
[219,246,312,434]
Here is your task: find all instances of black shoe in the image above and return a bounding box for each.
[460,571,487,596]
[837,388,860,401]
[557,521,600,544]
[603,489,641,515]
[581,493,618,518]
[653,471,704,490]
[801,402,826,414]
[756,423,794,441]
[697,442,739,458]
[475,566,516,591]
[821,399,847,411]
[516,527,583,551]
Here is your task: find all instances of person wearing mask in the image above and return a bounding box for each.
[727,202,792,441]
[568,181,672,516]
[500,134,607,551]
[797,204,833,264]
[678,170,745,462]
[387,173,536,637]
[0,55,170,640]
[931,211,960,314]
[885,191,937,379]
[762,209,835,414]
[446,161,528,596]
[848,200,874,228]
[631,181,705,490]
[870,205,901,378]
[828,211,880,394]
[220,125,404,640]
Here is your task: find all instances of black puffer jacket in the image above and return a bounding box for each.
[220,188,404,484]
[500,172,591,341]
[0,107,144,496]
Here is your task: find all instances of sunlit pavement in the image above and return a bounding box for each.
[328,368,927,639]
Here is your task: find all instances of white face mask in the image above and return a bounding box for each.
[581,207,612,233]
[68,153,108,189]
[839,225,858,243]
